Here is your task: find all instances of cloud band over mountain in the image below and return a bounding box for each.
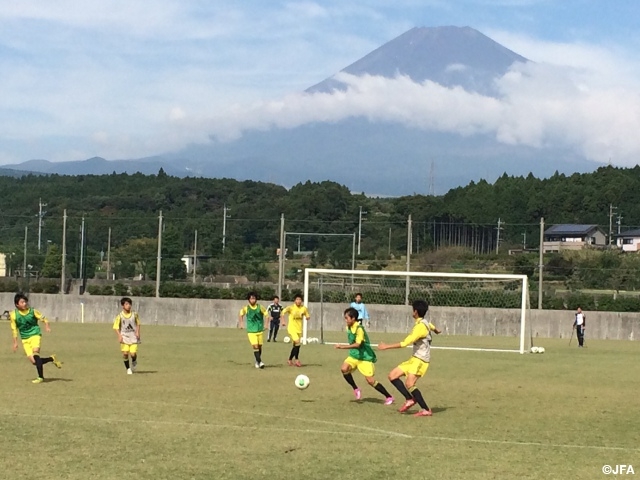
[199,61,640,166]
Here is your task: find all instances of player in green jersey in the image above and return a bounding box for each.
[238,292,268,369]
[9,293,62,383]
[334,307,394,404]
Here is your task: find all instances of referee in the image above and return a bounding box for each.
[573,307,586,347]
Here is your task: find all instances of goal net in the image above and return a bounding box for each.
[302,269,531,354]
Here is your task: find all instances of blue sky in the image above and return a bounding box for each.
[1,0,639,165]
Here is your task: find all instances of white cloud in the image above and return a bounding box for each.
[195,61,640,166]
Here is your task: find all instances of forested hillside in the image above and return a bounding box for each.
[0,165,639,287]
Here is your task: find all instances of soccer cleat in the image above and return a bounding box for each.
[127,368,133,375]
[384,396,395,406]
[259,362,265,369]
[254,362,260,369]
[273,339,277,342]
[294,360,302,367]
[353,388,362,400]
[398,399,416,413]
[287,360,294,366]
[51,354,62,369]
[413,409,433,417]
[32,377,44,384]
[267,339,271,342]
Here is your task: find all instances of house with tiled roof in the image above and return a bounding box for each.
[543,224,607,253]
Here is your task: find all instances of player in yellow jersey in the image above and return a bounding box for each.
[238,292,268,369]
[113,297,141,375]
[379,299,433,417]
[9,293,62,383]
[281,293,310,367]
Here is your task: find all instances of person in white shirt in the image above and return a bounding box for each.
[573,307,586,347]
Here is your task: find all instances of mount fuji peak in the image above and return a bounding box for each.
[307,26,528,96]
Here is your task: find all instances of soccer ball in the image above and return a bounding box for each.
[538,347,545,354]
[530,346,540,354]
[283,336,291,344]
[295,374,310,390]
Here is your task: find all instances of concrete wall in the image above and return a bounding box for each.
[0,293,637,341]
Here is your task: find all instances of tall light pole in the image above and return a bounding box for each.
[79,217,85,283]
[61,210,67,294]
[37,198,47,253]
[357,206,367,255]
[405,215,412,305]
[222,204,231,253]
[192,229,198,283]
[155,210,163,298]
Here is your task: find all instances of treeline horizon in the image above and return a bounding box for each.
[1,164,639,281]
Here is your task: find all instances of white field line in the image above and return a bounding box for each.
[413,434,640,452]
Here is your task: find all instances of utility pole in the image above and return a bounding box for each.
[608,204,618,247]
[37,198,47,253]
[278,214,285,298]
[61,210,67,294]
[79,217,85,283]
[496,218,503,254]
[192,229,198,283]
[357,206,366,255]
[106,227,111,281]
[155,210,163,298]
[617,213,623,235]
[23,226,28,278]
[388,227,392,257]
[405,215,412,305]
[538,217,544,309]
[522,231,526,250]
[222,204,230,253]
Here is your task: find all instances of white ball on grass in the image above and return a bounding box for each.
[283,336,291,344]
[295,374,310,390]
[530,346,539,354]
[538,347,545,354]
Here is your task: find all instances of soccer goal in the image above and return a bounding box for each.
[302,268,531,354]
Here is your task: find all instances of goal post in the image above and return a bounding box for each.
[302,268,530,354]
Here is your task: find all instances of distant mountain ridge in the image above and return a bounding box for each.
[3,156,189,177]
[0,26,597,195]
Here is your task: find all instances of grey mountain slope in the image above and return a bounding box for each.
[307,26,528,96]
[163,119,596,195]
[3,156,188,177]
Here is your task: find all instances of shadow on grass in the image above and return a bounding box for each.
[431,406,452,414]
[133,370,158,374]
[45,378,73,383]
[351,398,385,404]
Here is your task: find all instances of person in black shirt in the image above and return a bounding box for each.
[267,296,284,342]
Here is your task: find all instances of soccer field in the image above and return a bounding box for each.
[1,324,639,480]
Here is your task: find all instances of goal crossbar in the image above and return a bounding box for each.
[302,268,529,354]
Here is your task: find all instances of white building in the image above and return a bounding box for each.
[616,229,640,252]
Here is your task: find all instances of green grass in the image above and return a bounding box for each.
[1,323,639,479]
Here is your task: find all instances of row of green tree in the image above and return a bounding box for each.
[2,166,640,282]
